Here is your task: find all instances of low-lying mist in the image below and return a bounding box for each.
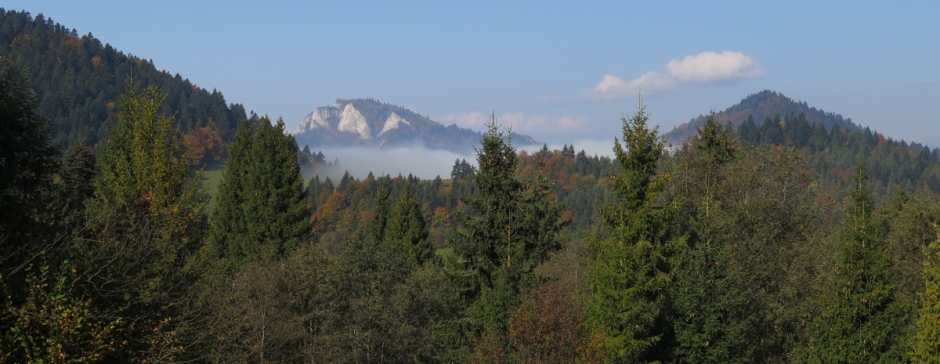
[516,139,616,158]
[302,146,477,182]
[301,139,619,183]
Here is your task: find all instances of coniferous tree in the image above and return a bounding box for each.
[365,178,391,243]
[584,101,680,362]
[737,114,760,145]
[671,114,757,363]
[804,162,907,363]
[58,143,97,214]
[0,63,58,278]
[447,116,565,359]
[912,224,940,363]
[385,183,433,266]
[81,82,207,361]
[208,116,310,266]
[0,62,119,363]
[208,119,253,264]
[760,115,784,145]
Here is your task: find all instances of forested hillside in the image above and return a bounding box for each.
[0,9,247,149]
[5,8,940,362]
[666,90,861,143]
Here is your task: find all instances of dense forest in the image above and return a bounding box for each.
[6,8,940,364]
[0,9,247,151]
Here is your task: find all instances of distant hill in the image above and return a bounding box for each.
[0,9,247,149]
[662,90,940,197]
[293,98,539,154]
[664,90,859,144]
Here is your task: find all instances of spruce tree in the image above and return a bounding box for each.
[208,118,253,263]
[0,64,58,278]
[912,224,940,363]
[448,116,565,357]
[671,114,755,363]
[208,117,310,266]
[364,178,391,243]
[385,183,433,266]
[584,101,679,362]
[83,82,207,361]
[737,114,759,145]
[804,162,906,363]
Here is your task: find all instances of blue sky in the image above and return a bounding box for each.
[7,1,940,151]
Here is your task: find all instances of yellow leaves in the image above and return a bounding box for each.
[91,55,103,69]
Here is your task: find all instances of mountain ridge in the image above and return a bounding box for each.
[293,98,539,154]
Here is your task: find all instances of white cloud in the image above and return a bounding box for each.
[916,77,936,85]
[442,111,587,133]
[665,51,763,82]
[584,51,763,100]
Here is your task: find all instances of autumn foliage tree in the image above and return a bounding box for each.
[183,118,226,167]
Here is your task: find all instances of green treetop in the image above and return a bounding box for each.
[804,161,906,363]
[912,224,940,363]
[448,116,565,358]
[208,116,311,266]
[82,82,207,361]
[365,177,392,243]
[585,101,680,363]
[385,183,433,266]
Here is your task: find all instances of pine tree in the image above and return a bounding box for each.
[385,183,433,266]
[584,101,679,362]
[804,162,907,363]
[912,224,940,363]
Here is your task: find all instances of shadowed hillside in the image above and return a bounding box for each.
[0,8,247,149]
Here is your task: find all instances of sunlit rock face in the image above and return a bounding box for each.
[293,106,337,134]
[293,98,539,154]
[337,104,371,139]
[379,112,409,135]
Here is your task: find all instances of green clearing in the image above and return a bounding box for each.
[435,247,453,258]
[201,166,225,210]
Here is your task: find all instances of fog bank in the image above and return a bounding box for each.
[303,147,476,182]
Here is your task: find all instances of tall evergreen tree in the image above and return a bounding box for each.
[208,118,253,263]
[0,63,58,278]
[584,101,680,362]
[81,82,207,361]
[0,62,119,363]
[759,115,784,145]
[671,114,755,363]
[364,178,391,243]
[385,183,433,266]
[447,116,565,359]
[737,114,760,145]
[803,162,907,363]
[208,116,310,266]
[912,224,940,363]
